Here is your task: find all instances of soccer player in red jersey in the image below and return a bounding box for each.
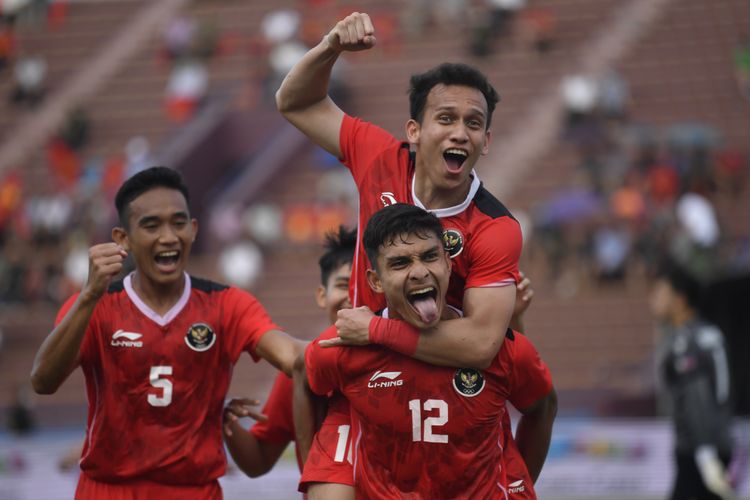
[30,166,304,500]
[277,12,521,369]
[223,226,356,486]
[304,203,544,498]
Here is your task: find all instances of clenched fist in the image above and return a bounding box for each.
[326,12,376,53]
[83,243,127,301]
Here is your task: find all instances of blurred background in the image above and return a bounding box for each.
[0,0,749,498]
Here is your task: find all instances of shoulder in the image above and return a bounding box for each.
[190,276,230,293]
[693,323,725,350]
[472,184,516,221]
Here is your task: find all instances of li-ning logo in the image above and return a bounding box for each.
[111,330,143,348]
[508,479,525,494]
[367,370,403,389]
[380,192,397,207]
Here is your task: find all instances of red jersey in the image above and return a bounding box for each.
[55,273,279,485]
[306,324,513,499]
[339,114,522,310]
[298,393,355,489]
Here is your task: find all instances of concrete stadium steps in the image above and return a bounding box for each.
[0,0,148,141]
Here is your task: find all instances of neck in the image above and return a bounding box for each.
[671,307,696,328]
[413,170,471,210]
[131,271,185,315]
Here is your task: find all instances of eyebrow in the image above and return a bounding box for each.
[434,104,486,117]
[137,211,189,225]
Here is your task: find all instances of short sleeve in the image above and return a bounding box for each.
[465,217,522,289]
[305,326,344,397]
[339,114,400,186]
[250,372,295,444]
[223,288,281,362]
[508,333,553,411]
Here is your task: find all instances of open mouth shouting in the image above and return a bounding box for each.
[407,285,440,325]
[154,250,181,273]
[443,148,468,174]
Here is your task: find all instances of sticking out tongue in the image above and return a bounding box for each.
[412,297,439,324]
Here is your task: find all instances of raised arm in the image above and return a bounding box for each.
[275,12,376,157]
[31,243,127,394]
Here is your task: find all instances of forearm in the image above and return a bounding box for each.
[293,356,325,463]
[415,320,503,369]
[515,390,557,482]
[370,315,508,369]
[224,422,274,477]
[31,294,97,394]
[275,38,340,114]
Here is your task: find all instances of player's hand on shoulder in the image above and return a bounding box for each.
[322,306,374,347]
[83,243,127,300]
[223,398,267,437]
[513,271,534,319]
[326,12,376,53]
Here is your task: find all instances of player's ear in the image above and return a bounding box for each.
[112,226,129,251]
[405,118,420,146]
[315,285,327,309]
[481,128,492,156]
[190,218,198,243]
[366,268,383,293]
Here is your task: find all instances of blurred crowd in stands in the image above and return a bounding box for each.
[0,0,748,311]
[528,68,747,296]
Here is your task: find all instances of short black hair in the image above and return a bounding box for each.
[409,62,500,129]
[363,203,444,270]
[656,260,704,312]
[114,166,190,228]
[319,225,357,286]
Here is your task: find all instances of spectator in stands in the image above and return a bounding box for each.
[650,261,735,500]
[0,16,16,73]
[597,70,629,121]
[164,59,207,122]
[517,6,557,55]
[58,107,91,152]
[9,55,47,106]
[162,17,196,62]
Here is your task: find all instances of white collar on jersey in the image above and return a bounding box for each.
[123,272,192,327]
[411,170,481,218]
[381,305,464,319]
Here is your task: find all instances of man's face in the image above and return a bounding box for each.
[367,231,451,329]
[407,84,491,193]
[114,187,197,287]
[317,262,352,324]
[649,279,674,322]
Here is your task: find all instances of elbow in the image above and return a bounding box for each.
[547,388,559,418]
[292,351,307,378]
[469,342,500,370]
[30,370,58,395]
[275,87,294,115]
[245,463,271,478]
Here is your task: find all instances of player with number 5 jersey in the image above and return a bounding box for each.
[31,167,303,499]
